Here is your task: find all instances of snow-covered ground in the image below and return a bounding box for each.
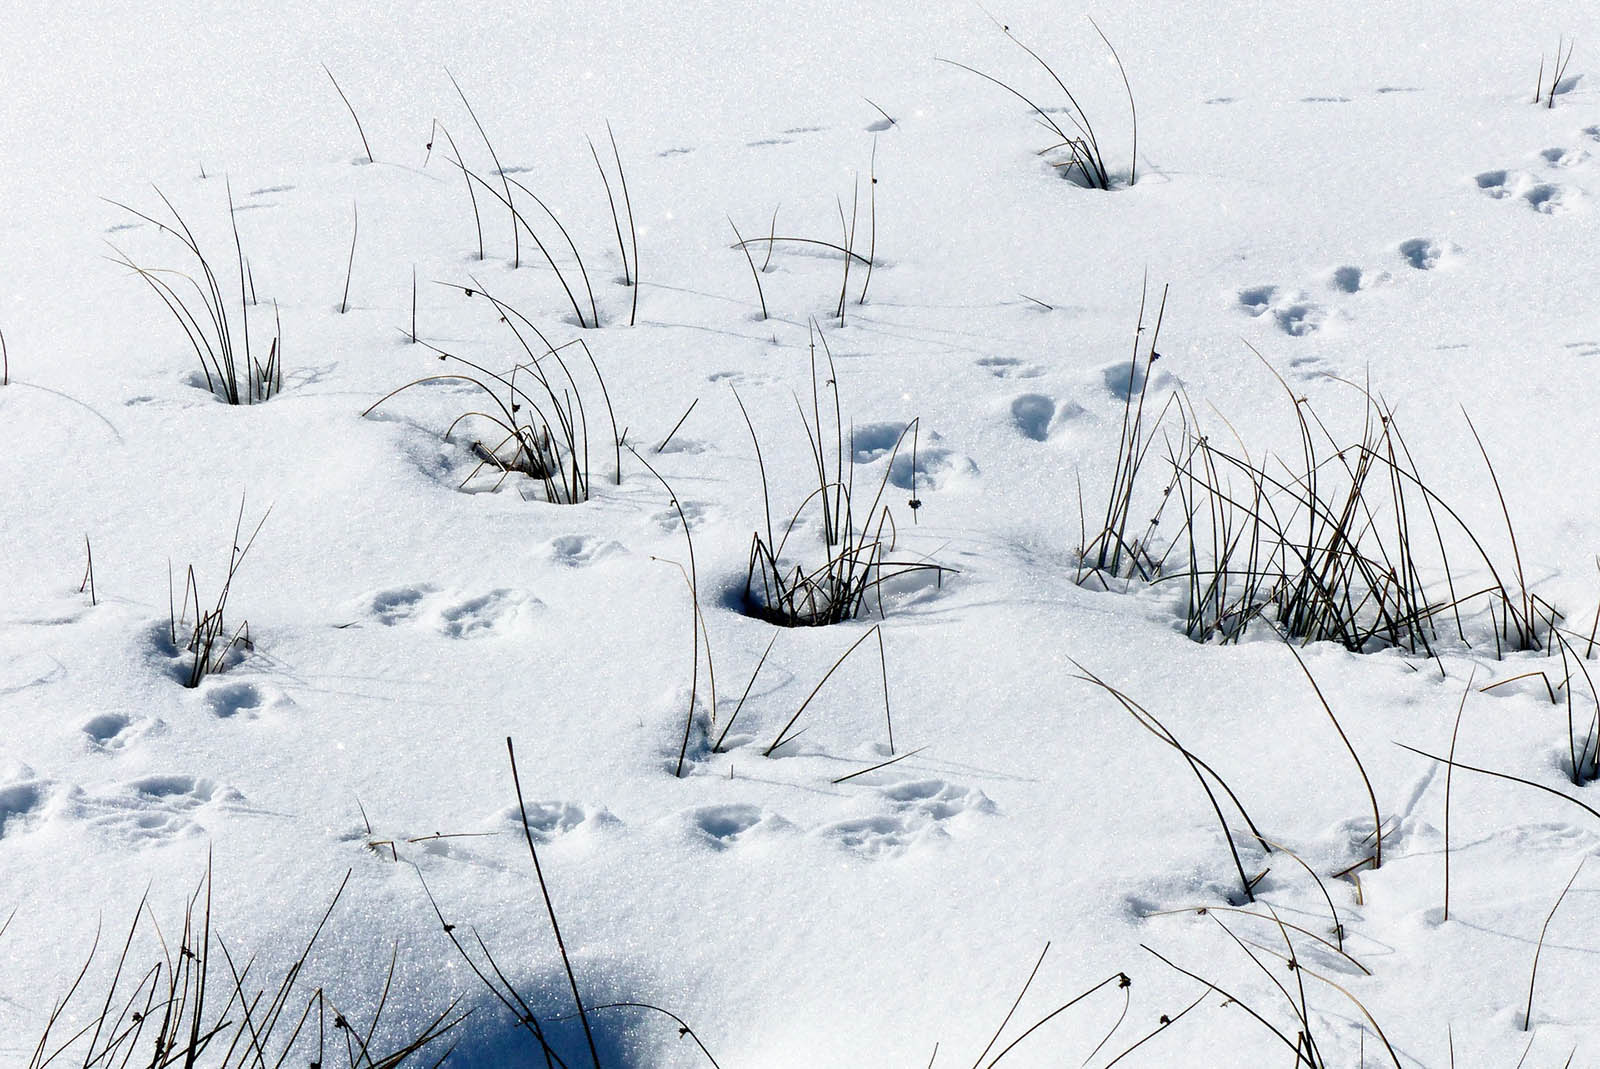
[4,2,1600,1065]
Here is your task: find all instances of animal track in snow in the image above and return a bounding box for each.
[819,776,996,858]
[1010,394,1055,441]
[819,814,927,857]
[977,356,1041,379]
[1286,353,1334,381]
[655,498,713,532]
[204,679,289,719]
[1237,285,1276,316]
[369,584,436,625]
[547,534,625,567]
[1100,355,1175,400]
[438,589,535,638]
[878,778,997,822]
[687,804,791,849]
[82,713,162,751]
[83,714,131,746]
[1398,238,1451,270]
[359,584,540,638]
[0,780,47,837]
[74,775,245,844]
[1524,183,1576,213]
[1236,286,1325,335]
[1475,169,1582,214]
[851,423,976,492]
[1540,146,1590,168]
[495,800,620,843]
[1273,301,1323,336]
[1330,266,1364,293]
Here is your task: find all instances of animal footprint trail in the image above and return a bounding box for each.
[686,803,792,850]
[1398,238,1452,270]
[496,799,621,844]
[1236,285,1325,336]
[438,590,528,638]
[977,356,1041,379]
[204,679,289,719]
[1010,394,1055,441]
[819,776,996,858]
[1330,266,1364,293]
[0,780,48,838]
[368,583,436,625]
[82,713,131,747]
[359,584,542,638]
[1474,169,1583,214]
[73,774,247,845]
[851,422,977,491]
[81,712,163,751]
[547,534,625,567]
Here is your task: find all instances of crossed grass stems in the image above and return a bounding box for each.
[1078,294,1560,659]
[107,186,283,405]
[364,282,621,505]
[939,14,1138,190]
[169,499,270,689]
[738,325,952,628]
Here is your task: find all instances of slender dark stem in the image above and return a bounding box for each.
[1089,18,1136,185]
[437,124,483,259]
[507,738,603,1069]
[1444,671,1474,921]
[656,398,699,454]
[728,218,767,319]
[832,745,927,785]
[762,206,779,272]
[970,944,1049,1069]
[1283,642,1382,868]
[80,535,96,605]
[731,235,871,265]
[1397,742,1600,825]
[340,200,358,314]
[1526,857,1585,1030]
[589,134,631,286]
[858,139,878,305]
[607,122,639,326]
[863,98,896,126]
[448,69,518,268]
[323,65,374,163]
[766,627,879,756]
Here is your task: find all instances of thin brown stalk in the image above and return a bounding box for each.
[1283,642,1383,868]
[1444,671,1474,921]
[607,122,639,326]
[507,738,603,1069]
[447,69,518,268]
[728,218,767,319]
[322,65,374,163]
[339,200,357,314]
[1526,856,1585,1030]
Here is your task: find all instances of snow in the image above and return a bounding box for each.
[3,1,1600,1065]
